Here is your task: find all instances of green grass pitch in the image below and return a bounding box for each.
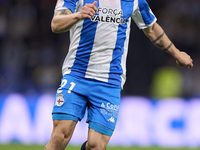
[0,144,200,150]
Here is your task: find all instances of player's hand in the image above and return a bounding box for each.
[175,51,193,69]
[78,1,97,19]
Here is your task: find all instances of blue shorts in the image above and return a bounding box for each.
[52,74,121,136]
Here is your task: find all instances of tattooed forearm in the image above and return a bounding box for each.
[152,31,165,44]
[156,40,164,49]
[54,9,72,16]
[152,31,173,52]
[163,42,173,52]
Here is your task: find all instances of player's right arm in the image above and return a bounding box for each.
[51,1,97,33]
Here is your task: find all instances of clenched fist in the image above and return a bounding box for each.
[77,1,97,19]
[176,51,193,69]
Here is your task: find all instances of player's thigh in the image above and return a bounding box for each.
[52,74,89,120]
[87,81,121,136]
[51,120,77,141]
[87,128,110,149]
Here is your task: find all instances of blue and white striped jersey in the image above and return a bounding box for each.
[55,0,157,88]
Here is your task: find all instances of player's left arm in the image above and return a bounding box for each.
[143,22,193,69]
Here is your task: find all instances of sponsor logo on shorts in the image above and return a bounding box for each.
[100,103,119,119]
[101,103,119,110]
[101,103,105,108]
[108,117,115,123]
[55,94,65,106]
[106,103,119,110]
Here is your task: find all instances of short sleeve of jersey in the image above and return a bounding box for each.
[131,0,157,29]
[55,0,77,13]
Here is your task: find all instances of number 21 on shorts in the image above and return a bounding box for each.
[57,79,76,94]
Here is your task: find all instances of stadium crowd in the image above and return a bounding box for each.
[0,0,200,97]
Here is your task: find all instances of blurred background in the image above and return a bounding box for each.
[0,0,200,148]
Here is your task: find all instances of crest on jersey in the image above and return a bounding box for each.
[55,94,65,106]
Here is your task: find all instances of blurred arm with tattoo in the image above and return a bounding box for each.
[143,22,193,69]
